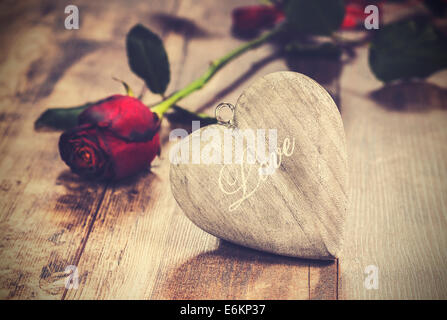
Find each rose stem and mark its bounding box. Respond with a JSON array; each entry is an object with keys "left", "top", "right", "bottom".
[{"left": 151, "top": 24, "right": 283, "bottom": 118}]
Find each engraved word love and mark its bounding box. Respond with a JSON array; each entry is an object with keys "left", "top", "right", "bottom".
[
  {"left": 218, "top": 137, "right": 295, "bottom": 211},
  {"left": 169, "top": 121, "right": 295, "bottom": 211}
]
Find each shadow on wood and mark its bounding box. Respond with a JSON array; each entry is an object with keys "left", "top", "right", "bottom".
[
  {"left": 157, "top": 240, "right": 336, "bottom": 299},
  {"left": 22, "top": 38, "right": 102, "bottom": 102},
  {"left": 150, "top": 12, "right": 214, "bottom": 38},
  {"left": 285, "top": 56, "right": 343, "bottom": 86},
  {"left": 54, "top": 168, "right": 158, "bottom": 223},
  {"left": 370, "top": 81, "right": 447, "bottom": 112},
  {"left": 195, "top": 53, "right": 280, "bottom": 113},
  {"left": 54, "top": 170, "right": 106, "bottom": 223}
]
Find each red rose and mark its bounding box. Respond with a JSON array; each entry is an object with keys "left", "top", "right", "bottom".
[
  {"left": 232, "top": 1, "right": 386, "bottom": 33},
  {"left": 232, "top": 4, "right": 285, "bottom": 34},
  {"left": 59, "top": 95, "right": 160, "bottom": 180}
]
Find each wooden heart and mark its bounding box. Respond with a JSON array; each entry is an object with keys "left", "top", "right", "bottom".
[{"left": 169, "top": 71, "right": 348, "bottom": 260}]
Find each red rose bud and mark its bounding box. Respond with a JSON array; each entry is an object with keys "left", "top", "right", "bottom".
[
  {"left": 59, "top": 95, "right": 160, "bottom": 180},
  {"left": 342, "top": 4, "right": 365, "bottom": 29},
  {"left": 232, "top": 5, "right": 285, "bottom": 34}
]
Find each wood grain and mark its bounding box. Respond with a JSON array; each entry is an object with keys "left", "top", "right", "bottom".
[
  {"left": 3, "top": 0, "right": 444, "bottom": 300},
  {"left": 61, "top": 0, "right": 337, "bottom": 300},
  {"left": 339, "top": 46, "right": 447, "bottom": 299},
  {"left": 0, "top": 0, "right": 180, "bottom": 299}
]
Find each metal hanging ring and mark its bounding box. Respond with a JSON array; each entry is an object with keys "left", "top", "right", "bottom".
[{"left": 215, "top": 103, "right": 235, "bottom": 127}]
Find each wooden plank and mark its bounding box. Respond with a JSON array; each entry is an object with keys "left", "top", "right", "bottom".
[
  {"left": 0, "top": 1, "right": 108, "bottom": 299},
  {"left": 0, "top": 0, "right": 340, "bottom": 300},
  {"left": 339, "top": 45, "right": 447, "bottom": 299},
  {"left": 0, "top": 0, "right": 177, "bottom": 299},
  {"left": 309, "top": 260, "right": 338, "bottom": 300},
  {"left": 0, "top": 98, "right": 107, "bottom": 299},
  {"left": 63, "top": 0, "right": 339, "bottom": 299},
  {"left": 168, "top": 0, "right": 340, "bottom": 299},
  {"left": 155, "top": 241, "right": 310, "bottom": 300}
]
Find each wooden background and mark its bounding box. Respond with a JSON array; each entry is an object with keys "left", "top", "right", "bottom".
[{"left": 0, "top": 0, "right": 446, "bottom": 299}]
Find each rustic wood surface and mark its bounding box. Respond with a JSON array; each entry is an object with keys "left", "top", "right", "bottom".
[{"left": 0, "top": 0, "right": 445, "bottom": 299}]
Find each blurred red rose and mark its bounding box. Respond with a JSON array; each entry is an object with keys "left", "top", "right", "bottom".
[
  {"left": 231, "top": 1, "right": 387, "bottom": 33},
  {"left": 59, "top": 95, "right": 160, "bottom": 180},
  {"left": 232, "top": 4, "right": 285, "bottom": 34}
]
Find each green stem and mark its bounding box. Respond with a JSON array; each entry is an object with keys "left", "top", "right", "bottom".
[{"left": 151, "top": 25, "right": 282, "bottom": 117}]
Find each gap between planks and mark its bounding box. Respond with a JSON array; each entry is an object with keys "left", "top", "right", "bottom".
[{"left": 61, "top": 185, "right": 108, "bottom": 300}]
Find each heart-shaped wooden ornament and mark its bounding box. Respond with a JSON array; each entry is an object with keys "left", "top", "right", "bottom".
[{"left": 169, "top": 71, "right": 348, "bottom": 260}]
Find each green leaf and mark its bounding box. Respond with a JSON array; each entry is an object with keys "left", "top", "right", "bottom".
[
  {"left": 423, "top": 0, "right": 447, "bottom": 18},
  {"left": 165, "top": 105, "right": 217, "bottom": 126},
  {"left": 126, "top": 24, "right": 170, "bottom": 94},
  {"left": 284, "top": 0, "right": 345, "bottom": 35},
  {"left": 34, "top": 101, "right": 96, "bottom": 131},
  {"left": 369, "top": 18, "right": 447, "bottom": 82}
]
